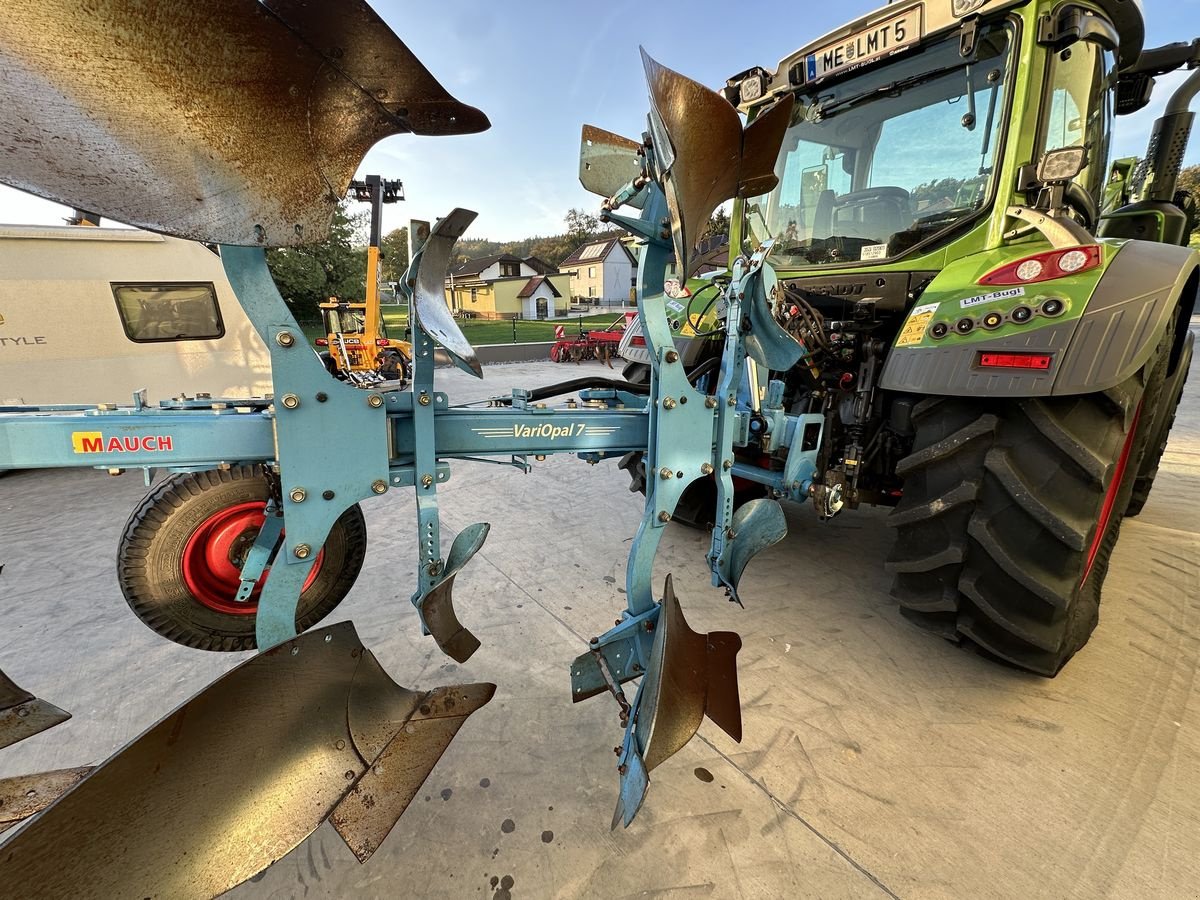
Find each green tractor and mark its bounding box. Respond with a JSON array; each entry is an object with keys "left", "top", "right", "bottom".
[{"left": 640, "top": 0, "right": 1197, "bottom": 675}]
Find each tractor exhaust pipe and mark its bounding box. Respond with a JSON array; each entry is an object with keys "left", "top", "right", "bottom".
[{"left": 1138, "top": 68, "right": 1200, "bottom": 203}]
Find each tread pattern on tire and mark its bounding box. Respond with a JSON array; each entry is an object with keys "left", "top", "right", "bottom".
[
  {"left": 885, "top": 356, "right": 1158, "bottom": 675},
  {"left": 117, "top": 465, "right": 366, "bottom": 652}
]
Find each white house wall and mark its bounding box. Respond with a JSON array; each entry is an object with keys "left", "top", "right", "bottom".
[
  {"left": 601, "top": 244, "right": 633, "bottom": 304},
  {"left": 522, "top": 282, "right": 559, "bottom": 319}
]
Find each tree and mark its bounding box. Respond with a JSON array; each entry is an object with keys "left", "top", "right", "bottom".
[
  {"left": 565, "top": 207, "right": 600, "bottom": 244},
  {"left": 380, "top": 226, "right": 409, "bottom": 283},
  {"left": 266, "top": 204, "right": 367, "bottom": 322},
  {"left": 701, "top": 207, "right": 730, "bottom": 240}
]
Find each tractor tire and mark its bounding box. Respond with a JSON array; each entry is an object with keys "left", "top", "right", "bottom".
[
  {"left": 622, "top": 361, "right": 651, "bottom": 383},
  {"left": 117, "top": 465, "right": 367, "bottom": 652},
  {"left": 1126, "top": 328, "right": 1193, "bottom": 517},
  {"left": 886, "top": 321, "right": 1172, "bottom": 676},
  {"left": 318, "top": 350, "right": 338, "bottom": 377}
]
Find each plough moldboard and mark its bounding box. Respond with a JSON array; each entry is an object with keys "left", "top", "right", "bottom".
[{"left": 0, "top": 2, "right": 815, "bottom": 893}]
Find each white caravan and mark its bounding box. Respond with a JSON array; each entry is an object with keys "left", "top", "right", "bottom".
[{"left": 0, "top": 225, "right": 272, "bottom": 405}]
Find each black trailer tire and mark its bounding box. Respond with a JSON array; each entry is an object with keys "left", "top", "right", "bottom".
[
  {"left": 1126, "top": 329, "right": 1193, "bottom": 517},
  {"left": 886, "top": 322, "right": 1171, "bottom": 675},
  {"left": 117, "top": 465, "right": 366, "bottom": 652}
]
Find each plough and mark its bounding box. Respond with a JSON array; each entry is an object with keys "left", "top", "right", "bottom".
[
  {"left": 0, "top": 0, "right": 805, "bottom": 892},
  {"left": 7, "top": 0, "right": 1196, "bottom": 891}
]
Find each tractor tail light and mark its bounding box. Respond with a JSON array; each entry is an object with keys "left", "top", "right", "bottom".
[
  {"left": 978, "top": 352, "right": 1052, "bottom": 370},
  {"left": 375, "top": 339, "right": 390, "bottom": 347},
  {"left": 315, "top": 338, "right": 328, "bottom": 346},
  {"left": 977, "top": 245, "right": 1101, "bottom": 285}
]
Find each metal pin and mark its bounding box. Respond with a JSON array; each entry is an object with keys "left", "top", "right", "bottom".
[
  {"left": 289, "top": 488, "right": 307, "bottom": 503},
  {"left": 275, "top": 331, "right": 295, "bottom": 347},
  {"left": 658, "top": 511, "right": 671, "bottom": 523},
  {"left": 420, "top": 474, "right": 434, "bottom": 488},
  {"left": 294, "top": 544, "right": 312, "bottom": 559},
  {"left": 418, "top": 393, "right": 432, "bottom": 406},
  {"left": 281, "top": 394, "right": 300, "bottom": 409},
  {"left": 701, "top": 462, "right": 714, "bottom": 475},
  {"left": 367, "top": 394, "right": 384, "bottom": 408},
  {"left": 371, "top": 480, "right": 388, "bottom": 494},
  {"left": 659, "top": 467, "right": 673, "bottom": 480},
  {"left": 662, "top": 397, "right": 677, "bottom": 410}
]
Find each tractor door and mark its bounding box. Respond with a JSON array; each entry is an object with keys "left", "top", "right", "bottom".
[{"left": 1036, "top": 15, "right": 1117, "bottom": 231}]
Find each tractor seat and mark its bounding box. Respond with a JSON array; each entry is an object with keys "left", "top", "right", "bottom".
[{"left": 828, "top": 187, "right": 914, "bottom": 242}]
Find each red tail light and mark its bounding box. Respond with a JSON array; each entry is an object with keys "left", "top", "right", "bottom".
[
  {"left": 978, "top": 352, "right": 1052, "bottom": 370},
  {"left": 375, "top": 338, "right": 390, "bottom": 347},
  {"left": 315, "top": 338, "right": 328, "bottom": 346},
  {"left": 977, "top": 245, "right": 1101, "bottom": 286},
  {"left": 629, "top": 335, "right": 647, "bottom": 347}
]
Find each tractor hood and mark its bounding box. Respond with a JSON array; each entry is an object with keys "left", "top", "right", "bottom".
[{"left": 0, "top": 1, "right": 489, "bottom": 247}]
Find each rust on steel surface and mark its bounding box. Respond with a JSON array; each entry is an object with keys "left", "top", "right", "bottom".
[
  {"left": 640, "top": 50, "right": 792, "bottom": 280},
  {"left": 332, "top": 682, "right": 496, "bottom": 861},
  {"left": 0, "top": 0, "right": 488, "bottom": 247},
  {"left": 0, "top": 622, "right": 493, "bottom": 896},
  {"left": 579, "top": 124, "right": 647, "bottom": 208},
  {"left": 637, "top": 575, "right": 742, "bottom": 772},
  {"left": 0, "top": 669, "right": 70, "bottom": 751},
  {"left": 0, "top": 767, "right": 94, "bottom": 835}
]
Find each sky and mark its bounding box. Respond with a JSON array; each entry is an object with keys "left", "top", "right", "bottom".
[{"left": 1, "top": 0, "right": 1199, "bottom": 241}]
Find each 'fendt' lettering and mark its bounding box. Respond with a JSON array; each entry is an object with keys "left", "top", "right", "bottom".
[{"left": 71, "top": 431, "right": 174, "bottom": 454}]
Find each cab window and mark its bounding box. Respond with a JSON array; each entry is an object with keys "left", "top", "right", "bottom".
[
  {"left": 1041, "top": 40, "right": 1113, "bottom": 202},
  {"left": 112, "top": 282, "right": 224, "bottom": 343}
]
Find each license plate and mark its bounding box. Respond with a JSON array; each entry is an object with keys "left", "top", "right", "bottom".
[{"left": 804, "top": 7, "right": 922, "bottom": 82}]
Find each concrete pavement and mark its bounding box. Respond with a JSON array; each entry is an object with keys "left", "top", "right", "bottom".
[{"left": 1, "top": 348, "right": 1197, "bottom": 899}]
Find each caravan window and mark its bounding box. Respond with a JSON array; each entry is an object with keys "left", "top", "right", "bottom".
[{"left": 112, "top": 282, "right": 225, "bottom": 342}]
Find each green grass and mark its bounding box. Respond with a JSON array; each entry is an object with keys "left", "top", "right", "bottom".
[{"left": 302, "top": 308, "right": 630, "bottom": 348}]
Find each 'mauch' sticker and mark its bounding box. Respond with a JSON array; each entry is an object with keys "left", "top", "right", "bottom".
[{"left": 960, "top": 287, "right": 1025, "bottom": 308}]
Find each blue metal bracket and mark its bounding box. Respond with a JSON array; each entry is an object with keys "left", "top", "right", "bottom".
[{"left": 220, "top": 246, "right": 389, "bottom": 650}]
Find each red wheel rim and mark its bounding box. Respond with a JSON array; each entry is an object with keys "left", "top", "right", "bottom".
[
  {"left": 1082, "top": 401, "right": 1143, "bottom": 586},
  {"left": 181, "top": 501, "right": 323, "bottom": 614}
]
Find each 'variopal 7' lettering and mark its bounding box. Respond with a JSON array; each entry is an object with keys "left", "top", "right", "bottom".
[{"left": 514, "top": 423, "right": 585, "bottom": 440}]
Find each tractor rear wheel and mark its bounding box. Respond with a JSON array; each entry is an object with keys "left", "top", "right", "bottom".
[
  {"left": 117, "top": 465, "right": 366, "bottom": 651},
  {"left": 886, "top": 321, "right": 1171, "bottom": 675},
  {"left": 1126, "top": 327, "right": 1193, "bottom": 516}
]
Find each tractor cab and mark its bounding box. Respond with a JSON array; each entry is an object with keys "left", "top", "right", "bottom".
[{"left": 727, "top": 0, "right": 1152, "bottom": 279}]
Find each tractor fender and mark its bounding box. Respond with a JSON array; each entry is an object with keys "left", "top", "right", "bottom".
[
  {"left": 879, "top": 241, "right": 1199, "bottom": 398},
  {"left": 1053, "top": 240, "right": 1199, "bottom": 393}
]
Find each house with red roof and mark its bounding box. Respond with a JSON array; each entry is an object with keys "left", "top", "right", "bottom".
[{"left": 443, "top": 253, "right": 570, "bottom": 319}]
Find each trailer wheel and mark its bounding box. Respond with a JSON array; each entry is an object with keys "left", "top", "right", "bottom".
[
  {"left": 886, "top": 321, "right": 1172, "bottom": 675},
  {"left": 117, "top": 465, "right": 366, "bottom": 652}
]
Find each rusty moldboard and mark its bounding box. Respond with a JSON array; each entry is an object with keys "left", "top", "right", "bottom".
[
  {"left": 0, "top": 622, "right": 493, "bottom": 896},
  {"left": 0, "top": 0, "right": 488, "bottom": 248}
]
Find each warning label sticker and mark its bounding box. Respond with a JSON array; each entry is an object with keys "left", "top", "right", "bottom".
[{"left": 896, "top": 302, "right": 939, "bottom": 348}]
